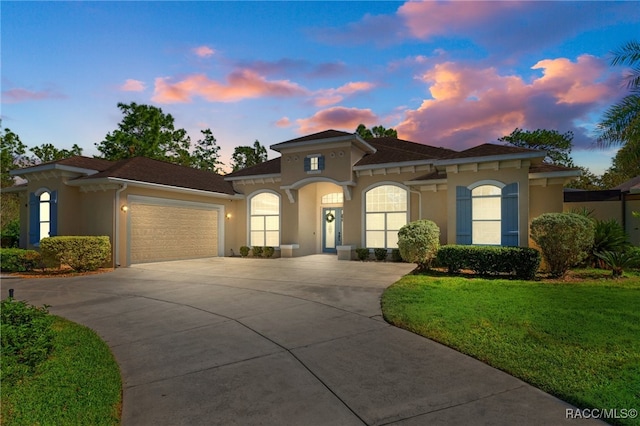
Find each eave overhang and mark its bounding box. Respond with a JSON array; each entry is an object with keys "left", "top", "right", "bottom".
[{"left": 271, "top": 134, "right": 376, "bottom": 155}]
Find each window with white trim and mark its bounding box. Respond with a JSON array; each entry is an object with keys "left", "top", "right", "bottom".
[
  {"left": 39, "top": 191, "right": 51, "bottom": 241},
  {"left": 365, "top": 185, "right": 407, "bottom": 248},
  {"left": 471, "top": 185, "right": 501, "bottom": 245},
  {"left": 249, "top": 192, "right": 280, "bottom": 247}
]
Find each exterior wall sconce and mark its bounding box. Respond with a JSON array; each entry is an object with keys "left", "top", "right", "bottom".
[
  {"left": 226, "top": 213, "right": 232, "bottom": 220},
  {"left": 121, "top": 205, "right": 129, "bottom": 212}
]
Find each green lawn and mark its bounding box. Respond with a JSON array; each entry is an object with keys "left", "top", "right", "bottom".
[
  {"left": 1, "top": 316, "right": 122, "bottom": 425},
  {"left": 381, "top": 269, "right": 640, "bottom": 426}
]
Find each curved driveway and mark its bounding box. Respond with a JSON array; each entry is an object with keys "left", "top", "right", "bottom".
[{"left": 4, "top": 256, "right": 597, "bottom": 425}]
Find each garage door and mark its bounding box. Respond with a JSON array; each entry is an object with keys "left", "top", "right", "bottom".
[{"left": 130, "top": 199, "right": 219, "bottom": 264}]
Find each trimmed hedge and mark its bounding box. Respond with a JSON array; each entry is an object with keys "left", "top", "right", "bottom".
[
  {"left": 355, "top": 248, "right": 370, "bottom": 261},
  {"left": 436, "top": 245, "right": 541, "bottom": 280},
  {"left": 251, "top": 246, "right": 263, "bottom": 257},
  {"left": 263, "top": 246, "right": 275, "bottom": 258},
  {"left": 0, "top": 249, "right": 41, "bottom": 272},
  {"left": 398, "top": 219, "right": 440, "bottom": 270},
  {"left": 40, "top": 236, "right": 111, "bottom": 272}
]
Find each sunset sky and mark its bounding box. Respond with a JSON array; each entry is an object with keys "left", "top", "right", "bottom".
[{"left": 3, "top": 1, "right": 639, "bottom": 174}]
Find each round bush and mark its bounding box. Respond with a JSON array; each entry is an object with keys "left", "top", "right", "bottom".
[
  {"left": 530, "top": 212, "right": 595, "bottom": 278},
  {"left": 397, "top": 219, "right": 440, "bottom": 270}
]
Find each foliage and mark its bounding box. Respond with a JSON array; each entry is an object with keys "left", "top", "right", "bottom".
[
  {"left": 96, "top": 102, "right": 192, "bottom": 165},
  {"left": 2, "top": 316, "right": 122, "bottom": 425},
  {"left": 391, "top": 248, "right": 403, "bottom": 262},
  {"left": 0, "top": 248, "right": 41, "bottom": 272},
  {"left": 355, "top": 123, "right": 398, "bottom": 139},
  {"left": 600, "top": 141, "right": 640, "bottom": 189},
  {"left": 1, "top": 298, "right": 54, "bottom": 384},
  {"left": 239, "top": 246, "right": 250, "bottom": 257},
  {"left": 40, "top": 236, "right": 111, "bottom": 272},
  {"left": 530, "top": 213, "right": 595, "bottom": 278},
  {"left": 263, "top": 246, "right": 275, "bottom": 258},
  {"left": 381, "top": 273, "right": 640, "bottom": 424},
  {"left": 230, "top": 140, "right": 268, "bottom": 171},
  {"left": 1, "top": 122, "right": 29, "bottom": 187},
  {"left": 251, "top": 246, "right": 263, "bottom": 257},
  {"left": 595, "top": 249, "right": 640, "bottom": 278},
  {"left": 436, "top": 245, "right": 541, "bottom": 280},
  {"left": 191, "top": 128, "right": 224, "bottom": 173},
  {"left": 374, "top": 248, "right": 388, "bottom": 261},
  {"left": 355, "top": 248, "right": 370, "bottom": 261},
  {"left": 498, "top": 128, "right": 575, "bottom": 167},
  {"left": 30, "top": 143, "right": 83, "bottom": 163},
  {"left": 596, "top": 40, "right": 640, "bottom": 171},
  {"left": 591, "top": 219, "right": 631, "bottom": 266},
  {"left": 1, "top": 218, "right": 20, "bottom": 248},
  {"left": 397, "top": 219, "right": 440, "bottom": 270},
  {"left": 565, "top": 166, "right": 605, "bottom": 190}
]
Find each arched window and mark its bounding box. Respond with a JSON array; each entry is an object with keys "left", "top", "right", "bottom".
[
  {"left": 471, "top": 185, "right": 501, "bottom": 245},
  {"left": 29, "top": 189, "right": 57, "bottom": 244},
  {"left": 364, "top": 185, "right": 407, "bottom": 248},
  {"left": 249, "top": 192, "right": 280, "bottom": 247},
  {"left": 39, "top": 191, "right": 51, "bottom": 241}
]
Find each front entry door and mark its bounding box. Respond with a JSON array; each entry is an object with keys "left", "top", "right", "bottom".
[{"left": 322, "top": 208, "right": 343, "bottom": 253}]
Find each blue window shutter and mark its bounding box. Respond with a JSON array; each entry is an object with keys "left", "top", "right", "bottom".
[
  {"left": 303, "top": 157, "right": 311, "bottom": 171},
  {"left": 318, "top": 155, "right": 325, "bottom": 170},
  {"left": 50, "top": 190, "right": 58, "bottom": 237},
  {"left": 501, "top": 182, "right": 519, "bottom": 246},
  {"left": 29, "top": 192, "right": 40, "bottom": 244},
  {"left": 456, "top": 186, "right": 472, "bottom": 245}
]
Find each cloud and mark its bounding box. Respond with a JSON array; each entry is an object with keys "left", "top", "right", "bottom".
[
  {"left": 152, "top": 69, "right": 308, "bottom": 103},
  {"left": 193, "top": 45, "right": 215, "bottom": 58},
  {"left": 396, "top": 56, "right": 618, "bottom": 150},
  {"left": 297, "top": 107, "right": 378, "bottom": 134},
  {"left": 275, "top": 117, "right": 291, "bottom": 128},
  {"left": 120, "top": 79, "right": 146, "bottom": 92},
  {"left": 1, "top": 87, "right": 65, "bottom": 104},
  {"left": 313, "top": 81, "right": 376, "bottom": 107}
]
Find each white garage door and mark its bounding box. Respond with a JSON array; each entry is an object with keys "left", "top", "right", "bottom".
[{"left": 129, "top": 198, "right": 219, "bottom": 264}]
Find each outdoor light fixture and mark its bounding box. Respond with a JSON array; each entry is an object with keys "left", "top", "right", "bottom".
[
  {"left": 121, "top": 205, "right": 129, "bottom": 212},
  {"left": 226, "top": 213, "right": 232, "bottom": 219}
]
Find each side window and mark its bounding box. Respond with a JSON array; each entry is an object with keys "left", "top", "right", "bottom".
[
  {"left": 471, "top": 185, "right": 501, "bottom": 245},
  {"left": 29, "top": 190, "right": 58, "bottom": 244},
  {"left": 249, "top": 192, "right": 280, "bottom": 247},
  {"left": 304, "top": 155, "right": 324, "bottom": 173},
  {"left": 364, "top": 185, "right": 407, "bottom": 248}
]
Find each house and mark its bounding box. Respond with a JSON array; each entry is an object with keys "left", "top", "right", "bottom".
[{"left": 9, "top": 130, "right": 579, "bottom": 266}]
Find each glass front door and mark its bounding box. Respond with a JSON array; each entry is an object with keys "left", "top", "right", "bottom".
[{"left": 322, "top": 208, "right": 343, "bottom": 253}]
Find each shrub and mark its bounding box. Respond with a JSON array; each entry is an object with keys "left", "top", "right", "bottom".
[
  {"left": 397, "top": 220, "right": 440, "bottom": 270},
  {"left": 391, "top": 248, "right": 403, "bottom": 262},
  {"left": 239, "top": 246, "right": 250, "bottom": 257},
  {"left": 374, "top": 248, "right": 388, "bottom": 261},
  {"left": 591, "top": 219, "right": 630, "bottom": 267},
  {"left": 1, "top": 298, "right": 54, "bottom": 383},
  {"left": 436, "top": 245, "right": 541, "bottom": 279},
  {"left": 1, "top": 219, "right": 20, "bottom": 248},
  {"left": 251, "top": 246, "right": 263, "bottom": 257},
  {"left": 530, "top": 213, "right": 595, "bottom": 278},
  {"left": 595, "top": 249, "right": 640, "bottom": 278},
  {"left": 355, "top": 248, "right": 370, "bottom": 261},
  {"left": 0, "top": 248, "right": 41, "bottom": 272},
  {"left": 39, "top": 236, "right": 111, "bottom": 272},
  {"left": 263, "top": 246, "right": 275, "bottom": 258}
]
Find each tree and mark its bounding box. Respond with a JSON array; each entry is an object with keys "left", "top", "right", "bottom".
[
  {"left": 355, "top": 124, "right": 398, "bottom": 139},
  {"left": 230, "top": 140, "right": 267, "bottom": 172},
  {"left": 191, "top": 129, "right": 224, "bottom": 173},
  {"left": 30, "top": 143, "right": 83, "bottom": 163},
  {"left": 596, "top": 40, "right": 640, "bottom": 169},
  {"left": 498, "top": 128, "right": 575, "bottom": 167},
  {"left": 96, "top": 102, "right": 192, "bottom": 165},
  {"left": 397, "top": 219, "right": 440, "bottom": 271},
  {"left": 1, "top": 124, "right": 28, "bottom": 188}
]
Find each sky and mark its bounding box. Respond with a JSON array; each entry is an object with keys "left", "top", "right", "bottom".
[{"left": 2, "top": 1, "right": 639, "bottom": 175}]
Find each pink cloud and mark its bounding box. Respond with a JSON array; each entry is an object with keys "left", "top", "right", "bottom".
[
  {"left": 396, "top": 56, "right": 617, "bottom": 150},
  {"left": 193, "top": 45, "right": 215, "bottom": 58},
  {"left": 152, "top": 70, "right": 308, "bottom": 103},
  {"left": 297, "top": 107, "right": 378, "bottom": 134},
  {"left": 275, "top": 117, "right": 291, "bottom": 128},
  {"left": 2, "top": 88, "right": 65, "bottom": 104},
  {"left": 120, "top": 79, "right": 146, "bottom": 92},
  {"left": 313, "top": 81, "right": 375, "bottom": 107}
]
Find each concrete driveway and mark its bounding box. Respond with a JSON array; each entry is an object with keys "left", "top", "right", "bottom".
[{"left": 4, "top": 256, "right": 596, "bottom": 425}]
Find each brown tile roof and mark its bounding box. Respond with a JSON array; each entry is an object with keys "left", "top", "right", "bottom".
[
  {"left": 78, "top": 157, "right": 236, "bottom": 195},
  {"left": 529, "top": 163, "right": 578, "bottom": 173},
  {"left": 18, "top": 156, "right": 115, "bottom": 172},
  {"left": 355, "top": 137, "right": 456, "bottom": 166},
  {"left": 225, "top": 157, "right": 281, "bottom": 178},
  {"left": 452, "top": 143, "right": 542, "bottom": 159},
  {"left": 411, "top": 170, "right": 447, "bottom": 181},
  {"left": 271, "top": 130, "right": 353, "bottom": 148},
  {"left": 613, "top": 175, "right": 640, "bottom": 192}
]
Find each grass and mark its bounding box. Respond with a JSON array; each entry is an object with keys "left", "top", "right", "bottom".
[
  {"left": 381, "top": 269, "right": 640, "bottom": 426},
  {"left": 1, "top": 316, "right": 122, "bottom": 425}
]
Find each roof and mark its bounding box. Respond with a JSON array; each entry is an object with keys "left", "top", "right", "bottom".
[
  {"left": 78, "top": 157, "right": 236, "bottom": 195},
  {"left": 355, "top": 137, "right": 456, "bottom": 167},
  {"left": 529, "top": 163, "right": 579, "bottom": 174},
  {"left": 270, "top": 129, "right": 376, "bottom": 154},
  {"left": 613, "top": 175, "right": 640, "bottom": 193},
  {"left": 225, "top": 158, "right": 281, "bottom": 179},
  {"left": 451, "top": 143, "right": 542, "bottom": 159}
]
